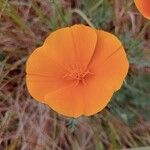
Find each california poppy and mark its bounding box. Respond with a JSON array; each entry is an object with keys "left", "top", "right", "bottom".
[
  {"left": 134, "top": 0, "right": 150, "bottom": 19},
  {"left": 26, "top": 24, "right": 129, "bottom": 118}
]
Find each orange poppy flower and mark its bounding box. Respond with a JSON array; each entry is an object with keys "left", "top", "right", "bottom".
[
  {"left": 134, "top": 0, "right": 150, "bottom": 19},
  {"left": 26, "top": 24, "right": 129, "bottom": 118}
]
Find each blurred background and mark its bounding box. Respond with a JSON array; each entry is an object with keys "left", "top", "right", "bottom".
[{"left": 0, "top": 0, "right": 150, "bottom": 149}]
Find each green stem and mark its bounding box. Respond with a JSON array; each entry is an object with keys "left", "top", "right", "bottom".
[
  {"left": 71, "top": 9, "right": 95, "bottom": 28},
  {"left": 52, "top": 0, "right": 67, "bottom": 25},
  {"left": 137, "top": 21, "right": 150, "bottom": 39},
  {"left": 90, "top": 0, "right": 103, "bottom": 12}
]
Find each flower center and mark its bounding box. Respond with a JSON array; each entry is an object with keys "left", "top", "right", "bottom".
[{"left": 63, "top": 63, "right": 93, "bottom": 86}]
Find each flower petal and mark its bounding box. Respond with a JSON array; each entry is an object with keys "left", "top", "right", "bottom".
[
  {"left": 26, "top": 47, "right": 69, "bottom": 101},
  {"left": 82, "top": 29, "right": 129, "bottom": 116},
  {"left": 88, "top": 30, "right": 129, "bottom": 91},
  {"left": 82, "top": 77, "right": 114, "bottom": 116},
  {"left": 70, "top": 25, "right": 97, "bottom": 67},
  {"left": 44, "top": 75, "right": 114, "bottom": 117},
  {"left": 134, "top": 0, "right": 150, "bottom": 19},
  {"left": 26, "top": 26, "right": 129, "bottom": 118},
  {"left": 44, "top": 85, "right": 84, "bottom": 118},
  {"left": 44, "top": 25, "right": 97, "bottom": 68}
]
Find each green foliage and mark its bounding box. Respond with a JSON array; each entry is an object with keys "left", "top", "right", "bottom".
[
  {"left": 50, "top": 0, "right": 71, "bottom": 29},
  {"left": 0, "top": 0, "right": 28, "bottom": 30},
  {"left": 81, "top": 0, "right": 113, "bottom": 29},
  {"left": 0, "top": 53, "right": 6, "bottom": 62},
  {"left": 119, "top": 34, "right": 144, "bottom": 64},
  {"left": 109, "top": 73, "right": 150, "bottom": 124}
]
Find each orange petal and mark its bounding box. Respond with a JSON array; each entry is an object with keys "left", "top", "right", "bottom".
[
  {"left": 44, "top": 85, "right": 84, "bottom": 118},
  {"left": 82, "top": 31, "right": 129, "bottom": 116},
  {"left": 26, "top": 47, "right": 70, "bottom": 101},
  {"left": 44, "top": 72, "right": 114, "bottom": 118},
  {"left": 82, "top": 77, "right": 114, "bottom": 116},
  {"left": 70, "top": 25, "right": 97, "bottom": 68},
  {"left": 88, "top": 30, "right": 129, "bottom": 91},
  {"left": 134, "top": 0, "right": 150, "bottom": 19},
  {"left": 44, "top": 25, "right": 97, "bottom": 68},
  {"left": 26, "top": 26, "right": 129, "bottom": 118}
]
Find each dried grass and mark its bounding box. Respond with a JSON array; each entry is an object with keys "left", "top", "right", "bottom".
[{"left": 0, "top": 0, "right": 150, "bottom": 149}]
